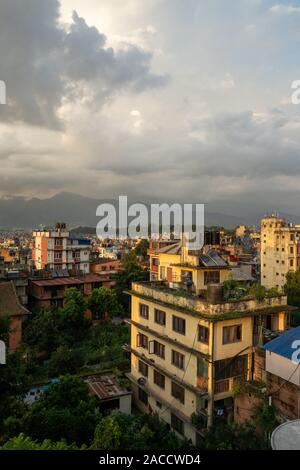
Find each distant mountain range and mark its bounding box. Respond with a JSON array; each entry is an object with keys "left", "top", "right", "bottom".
[{"left": 0, "top": 192, "right": 300, "bottom": 230}]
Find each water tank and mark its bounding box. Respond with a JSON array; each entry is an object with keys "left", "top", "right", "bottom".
[{"left": 206, "top": 283, "right": 223, "bottom": 303}]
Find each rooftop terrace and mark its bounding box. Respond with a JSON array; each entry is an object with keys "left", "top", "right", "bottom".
[{"left": 129, "top": 281, "right": 291, "bottom": 320}]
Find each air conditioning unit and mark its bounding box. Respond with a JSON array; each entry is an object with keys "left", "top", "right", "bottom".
[{"left": 137, "top": 377, "right": 147, "bottom": 386}]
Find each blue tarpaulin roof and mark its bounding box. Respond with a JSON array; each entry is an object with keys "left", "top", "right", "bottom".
[{"left": 264, "top": 326, "right": 300, "bottom": 360}]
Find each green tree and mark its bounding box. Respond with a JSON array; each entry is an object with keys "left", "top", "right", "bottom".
[
  {"left": 252, "top": 403, "right": 278, "bottom": 445},
  {"left": 23, "top": 375, "right": 100, "bottom": 445},
  {"left": 0, "top": 433, "right": 84, "bottom": 450},
  {"left": 46, "top": 345, "right": 84, "bottom": 376},
  {"left": 93, "top": 413, "right": 192, "bottom": 450},
  {"left": 113, "top": 251, "right": 149, "bottom": 312},
  {"left": 23, "top": 309, "right": 59, "bottom": 355},
  {"left": 87, "top": 287, "right": 123, "bottom": 320},
  {"left": 0, "top": 352, "right": 29, "bottom": 435},
  {"left": 285, "top": 269, "right": 300, "bottom": 307},
  {"left": 134, "top": 239, "right": 149, "bottom": 260},
  {"left": 58, "top": 288, "right": 90, "bottom": 341},
  {"left": 204, "top": 422, "right": 263, "bottom": 450},
  {"left": 0, "top": 314, "right": 10, "bottom": 344}
]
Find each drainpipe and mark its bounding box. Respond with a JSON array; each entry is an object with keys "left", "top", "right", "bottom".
[{"left": 207, "top": 321, "right": 214, "bottom": 428}]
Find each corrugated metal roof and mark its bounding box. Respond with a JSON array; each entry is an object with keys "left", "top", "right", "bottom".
[
  {"left": 85, "top": 374, "right": 130, "bottom": 400},
  {"left": 32, "top": 277, "right": 84, "bottom": 287},
  {"left": 264, "top": 326, "right": 300, "bottom": 360}
]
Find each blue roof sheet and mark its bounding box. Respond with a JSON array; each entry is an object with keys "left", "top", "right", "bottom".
[{"left": 264, "top": 326, "right": 300, "bottom": 360}]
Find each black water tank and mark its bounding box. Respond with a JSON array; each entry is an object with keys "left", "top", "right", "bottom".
[{"left": 206, "top": 283, "right": 223, "bottom": 303}]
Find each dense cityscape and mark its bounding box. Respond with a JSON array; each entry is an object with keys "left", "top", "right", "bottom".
[
  {"left": 0, "top": 217, "right": 299, "bottom": 451},
  {"left": 1, "top": 0, "right": 300, "bottom": 462}
]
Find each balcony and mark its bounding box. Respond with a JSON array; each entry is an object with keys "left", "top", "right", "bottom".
[{"left": 214, "top": 376, "right": 244, "bottom": 396}]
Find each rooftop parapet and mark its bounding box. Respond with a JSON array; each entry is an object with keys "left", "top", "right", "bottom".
[{"left": 130, "top": 281, "right": 290, "bottom": 319}]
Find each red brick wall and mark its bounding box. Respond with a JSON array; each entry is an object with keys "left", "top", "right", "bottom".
[
  {"left": 266, "top": 372, "right": 299, "bottom": 420},
  {"left": 234, "top": 391, "right": 263, "bottom": 426}
]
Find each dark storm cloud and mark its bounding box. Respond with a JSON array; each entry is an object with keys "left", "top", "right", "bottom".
[{"left": 0, "top": 1, "right": 167, "bottom": 128}]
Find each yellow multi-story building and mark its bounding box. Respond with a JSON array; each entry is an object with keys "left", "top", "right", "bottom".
[
  {"left": 126, "top": 241, "right": 292, "bottom": 445},
  {"left": 261, "top": 215, "right": 300, "bottom": 290},
  {"left": 148, "top": 239, "right": 229, "bottom": 292}
]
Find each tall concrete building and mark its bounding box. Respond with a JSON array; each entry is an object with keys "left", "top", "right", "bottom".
[
  {"left": 261, "top": 215, "right": 300, "bottom": 290},
  {"left": 32, "top": 223, "right": 91, "bottom": 274},
  {"left": 126, "top": 241, "right": 291, "bottom": 445}
]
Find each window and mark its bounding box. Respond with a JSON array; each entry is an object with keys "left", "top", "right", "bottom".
[
  {"left": 151, "top": 340, "right": 165, "bottom": 359},
  {"left": 172, "top": 315, "right": 186, "bottom": 334},
  {"left": 171, "top": 382, "right": 185, "bottom": 404},
  {"left": 138, "top": 360, "right": 148, "bottom": 377},
  {"left": 138, "top": 387, "right": 148, "bottom": 405},
  {"left": 222, "top": 325, "right": 242, "bottom": 344},
  {"left": 198, "top": 325, "right": 209, "bottom": 344},
  {"left": 139, "top": 303, "right": 149, "bottom": 319},
  {"left": 215, "top": 355, "right": 247, "bottom": 380},
  {"left": 171, "top": 413, "right": 184, "bottom": 435},
  {"left": 172, "top": 350, "right": 185, "bottom": 370},
  {"left": 160, "top": 266, "right": 166, "bottom": 280},
  {"left": 155, "top": 308, "right": 166, "bottom": 326},
  {"left": 204, "top": 271, "right": 220, "bottom": 285},
  {"left": 153, "top": 370, "right": 165, "bottom": 389},
  {"left": 290, "top": 259, "right": 294, "bottom": 267},
  {"left": 137, "top": 333, "right": 148, "bottom": 349}
]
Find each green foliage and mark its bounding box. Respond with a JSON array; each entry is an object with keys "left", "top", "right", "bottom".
[
  {"left": 249, "top": 283, "right": 266, "bottom": 301},
  {"left": 72, "top": 322, "right": 130, "bottom": 370},
  {"left": 0, "top": 433, "right": 85, "bottom": 450},
  {"left": 23, "top": 308, "right": 60, "bottom": 355},
  {"left": 265, "top": 287, "right": 280, "bottom": 298},
  {"left": 223, "top": 280, "right": 248, "bottom": 301},
  {"left": 0, "top": 352, "right": 30, "bottom": 437},
  {"left": 134, "top": 239, "right": 149, "bottom": 260},
  {"left": 0, "top": 314, "right": 10, "bottom": 343},
  {"left": 113, "top": 251, "right": 149, "bottom": 312},
  {"left": 203, "top": 422, "right": 264, "bottom": 450},
  {"left": 59, "top": 288, "right": 90, "bottom": 340},
  {"left": 87, "top": 287, "right": 123, "bottom": 320},
  {"left": 22, "top": 375, "right": 101, "bottom": 445},
  {"left": 252, "top": 403, "right": 278, "bottom": 437},
  {"left": 291, "top": 310, "right": 300, "bottom": 326},
  {"left": 93, "top": 413, "right": 192, "bottom": 450},
  {"left": 284, "top": 269, "right": 300, "bottom": 307},
  {"left": 46, "top": 346, "right": 84, "bottom": 376}
]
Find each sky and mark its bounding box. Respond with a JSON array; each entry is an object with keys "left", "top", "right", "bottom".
[{"left": 1, "top": 0, "right": 300, "bottom": 217}]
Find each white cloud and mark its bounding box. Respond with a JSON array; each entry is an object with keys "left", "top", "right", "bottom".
[{"left": 270, "top": 4, "right": 300, "bottom": 14}]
